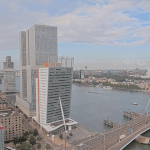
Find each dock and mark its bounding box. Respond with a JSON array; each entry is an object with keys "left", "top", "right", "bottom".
[
  {"left": 104, "top": 119, "right": 119, "bottom": 128},
  {"left": 123, "top": 111, "right": 140, "bottom": 119}
]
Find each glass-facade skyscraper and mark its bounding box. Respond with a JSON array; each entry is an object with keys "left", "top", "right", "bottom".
[{"left": 16, "top": 24, "right": 58, "bottom": 117}]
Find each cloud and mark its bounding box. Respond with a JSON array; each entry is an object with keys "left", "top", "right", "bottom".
[
  {"left": 0, "top": 0, "right": 150, "bottom": 51},
  {"left": 138, "top": 62, "right": 146, "bottom": 66},
  {"left": 113, "top": 63, "right": 117, "bottom": 66},
  {"left": 124, "top": 60, "right": 130, "bottom": 65},
  {"left": 9, "top": 2, "right": 21, "bottom": 13}
]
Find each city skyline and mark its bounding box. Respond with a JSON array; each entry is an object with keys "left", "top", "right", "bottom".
[{"left": 0, "top": 0, "right": 150, "bottom": 69}]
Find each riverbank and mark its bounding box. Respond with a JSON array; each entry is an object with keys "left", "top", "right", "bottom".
[
  {"left": 73, "top": 83, "right": 150, "bottom": 93},
  {"left": 113, "top": 87, "right": 150, "bottom": 92},
  {"left": 73, "top": 83, "right": 89, "bottom": 87},
  {"left": 113, "top": 87, "right": 150, "bottom": 93}
]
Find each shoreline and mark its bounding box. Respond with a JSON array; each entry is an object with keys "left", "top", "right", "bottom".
[{"left": 73, "top": 83, "right": 150, "bottom": 93}]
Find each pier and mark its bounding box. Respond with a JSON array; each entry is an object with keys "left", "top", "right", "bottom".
[
  {"left": 104, "top": 119, "right": 119, "bottom": 128},
  {"left": 123, "top": 111, "right": 140, "bottom": 119}
]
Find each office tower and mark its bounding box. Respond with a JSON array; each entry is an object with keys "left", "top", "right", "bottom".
[
  {"left": 0, "top": 124, "right": 4, "bottom": 150},
  {"left": 34, "top": 58, "right": 77, "bottom": 135},
  {"left": 3, "top": 56, "right": 16, "bottom": 94},
  {"left": 16, "top": 24, "right": 58, "bottom": 117},
  {"left": 3, "top": 56, "right": 14, "bottom": 68},
  {"left": 79, "top": 70, "right": 85, "bottom": 79}
]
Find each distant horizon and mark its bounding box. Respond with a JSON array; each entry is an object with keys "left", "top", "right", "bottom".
[{"left": 0, "top": 68, "right": 149, "bottom": 72}]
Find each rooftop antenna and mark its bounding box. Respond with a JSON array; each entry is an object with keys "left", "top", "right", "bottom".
[{"left": 85, "top": 59, "right": 87, "bottom": 71}]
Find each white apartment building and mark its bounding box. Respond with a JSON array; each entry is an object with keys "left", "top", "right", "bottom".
[
  {"left": 36, "top": 66, "right": 72, "bottom": 124},
  {"left": 16, "top": 24, "right": 58, "bottom": 117},
  {"left": 33, "top": 59, "right": 77, "bottom": 135}
]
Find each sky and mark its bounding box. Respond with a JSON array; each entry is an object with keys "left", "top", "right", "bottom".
[{"left": 0, "top": 0, "right": 150, "bottom": 70}]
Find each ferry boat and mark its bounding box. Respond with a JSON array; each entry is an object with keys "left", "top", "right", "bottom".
[{"left": 103, "top": 86, "right": 112, "bottom": 90}]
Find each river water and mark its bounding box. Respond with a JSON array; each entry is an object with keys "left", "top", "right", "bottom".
[{"left": 0, "top": 77, "right": 150, "bottom": 149}]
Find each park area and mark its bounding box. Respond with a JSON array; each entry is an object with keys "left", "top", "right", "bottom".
[{"left": 4, "top": 129, "right": 51, "bottom": 150}]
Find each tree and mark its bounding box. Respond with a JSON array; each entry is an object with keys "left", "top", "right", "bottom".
[
  {"left": 33, "top": 128, "right": 38, "bottom": 137},
  {"left": 29, "top": 135, "right": 36, "bottom": 147},
  {"left": 59, "top": 134, "right": 63, "bottom": 139},
  {"left": 19, "top": 136, "right": 27, "bottom": 144},
  {"left": 66, "top": 135, "right": 70, "bottom": 140},
  {"left": 24, "top": 131, "right": 29, "bottom": 137},
  {"left": 69, "top": 133, "right": 73, "bottom": 136},
  {"left": 37, "top": 136, "right": 42, "bottom": 141},
  {"left": 13, "top": 137, "right": 19, "bottom": 147},
  {"left": 37, "top": 142, "right": 41, "bottom": 149},
  {"left": 45, "top": 144, "right": 50, "bottom": 149},
  {"left": 29, "top": 130, "right": 33, "bottom": 135},
  {"left": 18, "top": 142, "right": 31, "bottom": 150}
]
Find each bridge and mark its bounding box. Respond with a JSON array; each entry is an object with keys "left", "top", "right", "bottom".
[{"left": 74, "top": 113, "right": 150, "bottom": 150}]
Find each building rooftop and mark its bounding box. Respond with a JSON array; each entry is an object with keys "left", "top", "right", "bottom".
[{"left": 0, "top": 105, "right": 21, "bottom": 118}]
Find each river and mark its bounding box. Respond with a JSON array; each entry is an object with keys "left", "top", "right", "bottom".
[{"left": 0, "top": 77, "right": 150, "bottom": 149}]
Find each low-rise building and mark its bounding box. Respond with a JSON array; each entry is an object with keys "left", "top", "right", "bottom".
[{"left": 0, "top": 104, "right": 22, "bottom": 141}]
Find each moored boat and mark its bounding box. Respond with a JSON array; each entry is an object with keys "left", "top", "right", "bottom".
[
  {"left": 131, "top": 103, "right": 138, "bottom": 105},
  {"left": 103, "top": 86, "right": 112, "bottom": 90}
]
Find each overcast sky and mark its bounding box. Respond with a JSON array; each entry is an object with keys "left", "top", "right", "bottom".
[{"left": 0, "top": 0, "right": 150, "bottom": 70}]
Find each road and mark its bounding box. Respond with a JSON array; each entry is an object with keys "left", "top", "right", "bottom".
[{"left": 75, "top": 114, "right": 150, "bottom": 150}]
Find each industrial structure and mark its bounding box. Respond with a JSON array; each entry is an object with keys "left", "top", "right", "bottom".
[
  {"left": 16, "top": 24, "right": 58, "bottom": 117},
  {"left": 3, "top": 56, "right": 16, "bottom": 94}
]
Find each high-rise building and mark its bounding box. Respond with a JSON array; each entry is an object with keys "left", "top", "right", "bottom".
[
  {"left": 3, "top": 56, "right": 16, "bottom": 94},
  {"left": 33, "top": 58, "right": 77, "bottom": 135},
  {"left": 16, "top": 24, "right": 58, "bottom": 117},
  {"left": 79, "top": 70, "right": 85, "bottom": 79},
  {"left": 148, "top": 66, "right": 150, "bottom": 77},
  {"left": 0, "top": 124, "right": 4, "bottom": 150}
]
